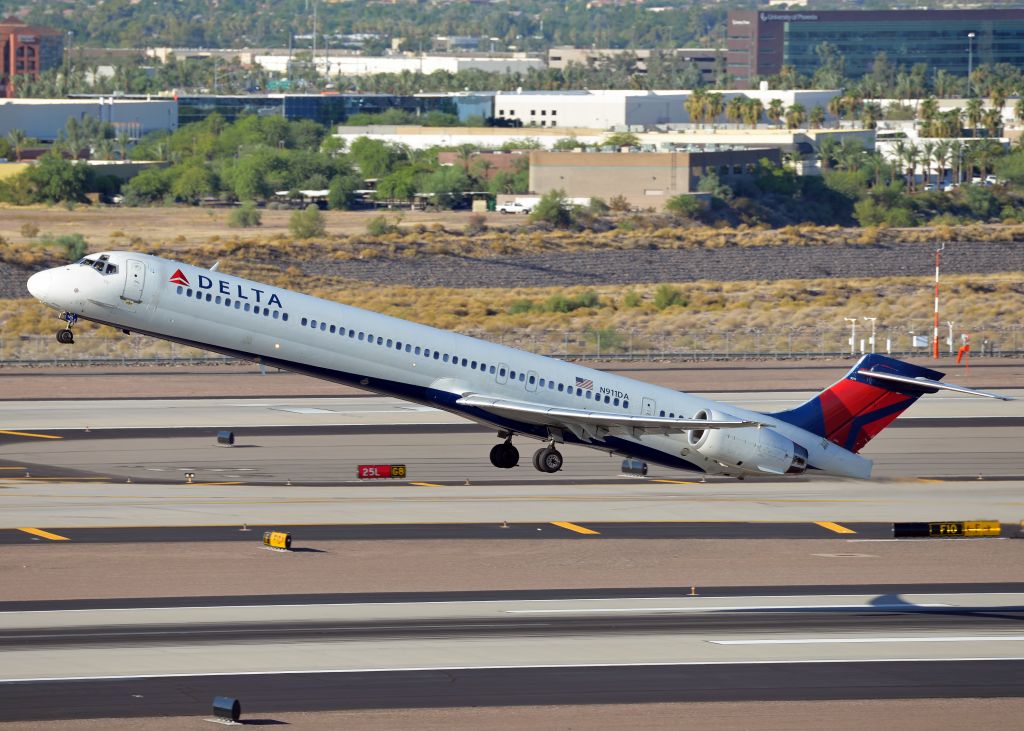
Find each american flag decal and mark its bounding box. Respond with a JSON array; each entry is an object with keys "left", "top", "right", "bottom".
[{"left": 575, "top": 376, "right": 594, "bottom": 390}]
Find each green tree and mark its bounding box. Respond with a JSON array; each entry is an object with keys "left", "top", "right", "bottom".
[
  {"left": 600, "top": 132, "right": 641, "bottom": 149},
  {"left": 327, "top": 172, "right": 362, "bottom": 210},
  {"left": 22, "top": 152, "right": 90, "bottom": 203},
  {"left": 529, "top": 189, "right": 574, "bottom": 228},
  {"left": 171, "top": 163, "right": 216, "bottom": 202},
  {"left": 122, "top": 166, "right": 175, "bottom": 205},
  {"left": 665, "top": 194, "right": 702, "bottom": 218},
  {"left": 420, "top": 166, "right": 472, "bottom": 209},
  {"left": 653, "top": 284, "right": 687, "bottom": 310},
  {"left": 289, "top": 204, "right": 326, "bottom": 239}
]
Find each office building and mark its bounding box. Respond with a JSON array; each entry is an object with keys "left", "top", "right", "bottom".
[{"left": 0, "top": 16, "right": 63, "bottom": 98}]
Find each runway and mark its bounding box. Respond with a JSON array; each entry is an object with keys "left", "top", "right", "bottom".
[
  {"left": 1, "top": 387, "right": 1022, "bottom": 723},
  {"left": 1, "top": 589, "right": 1023, "bottom": 720}
]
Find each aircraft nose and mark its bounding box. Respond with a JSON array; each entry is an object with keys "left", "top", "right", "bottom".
[{"left": 27, "top": 270, "right": 52, "bottom": 302}]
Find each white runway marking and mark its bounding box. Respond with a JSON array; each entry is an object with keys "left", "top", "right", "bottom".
[
  {"left": 505, "top": 603, "right": 950, "bottom": 614},
  {"left": 711, "top": 636, "right": 1024, "bottom": 645}
]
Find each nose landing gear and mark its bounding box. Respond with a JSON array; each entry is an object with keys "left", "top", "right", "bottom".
[{"left": 56, "top": 312, "right": 78, "bottom": 344}]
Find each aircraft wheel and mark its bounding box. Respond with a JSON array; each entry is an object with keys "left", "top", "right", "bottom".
[
  {"left": 56, "top": 329, "right": 74, "bottom": 344},
  {"left": 489, "top": 443, "right": 519, "bottom": 469},
  {"left": 537, "top": 446, "right": 563, "bottom": 473},
  {"left": 532, "top": 447, "right": 547, "bottom": 472}
]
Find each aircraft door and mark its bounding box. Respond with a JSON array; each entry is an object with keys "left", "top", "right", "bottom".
[
  {"left": 122, "top": 259, "right": 146, "bottom": 303},
  {"left": 641, "top": 397, "right": 656, "bottom": 416},
  {"left": 525, "top": 370, "right": 539, "bottom": 392},
  {"left": 496, "top": 363, "right": 509, "bottom": 385}
]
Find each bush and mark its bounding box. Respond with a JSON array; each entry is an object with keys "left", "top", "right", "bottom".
[
  {"left": 665, "top": 194, "right": 703, "bottom": 218},
  {"left": 529, "top": 189, "right": 574, "bottom": 228},
  {"left": 39, "top": 233, "right": 88, "bottom": 261},
  {"left": 507, "top": 299, "right": 534, "bottom": 314},
  {"left": 653, "top": 284, "right": 687, "bottom": 310},
  {"left": 20, "top": 222, "right": 40, "bottom": 239},
  {"left": 289, "top": 204, "right": 326, "bottom": 239},
  {"left": 366, "top": 215, "right": 397, "bottom": 236},
  {"left": 228, "top": 202, "right": 262, "bottom": 228},
  {"left": 622, "top": 290, "right": 643, "bottom": 307},
  {"left": 465, "top": 213, "right": 487, "bottom": 235}
]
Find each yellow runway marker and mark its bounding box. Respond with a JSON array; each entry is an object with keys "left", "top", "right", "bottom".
[
  {"left": 0, "top": 467, "right": 26, "bottom": 470},
  {"left": 409, "top": 482, "right": 443, "bottom": 487},
  {"left": 186, "top": 481, "right": 244, "bottom": 486},
  {"left": 651, "top": 479, "right": 698, "bottom": 485},
  {"left": 815, "top": 521, "right": 857, "bottom": 534},
  {"left": 17, "top": 527, "right": 70, "bottom": 541},
  {"left": 0, "top": 430, "right": 62, "bottom": 440},
  {"left": 551, "top": 521, "right": 600, "bottom": 535}
]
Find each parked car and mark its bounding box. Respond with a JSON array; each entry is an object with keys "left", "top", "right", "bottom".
[
  {"left": 922, "top": 183, "right": 937, "bottom": 191},
  {"left": 496, "top": 201, "right": 533, "bottom": 214}
]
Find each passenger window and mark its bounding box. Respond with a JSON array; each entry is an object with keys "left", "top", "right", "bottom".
[
  {"left": 539, "top": 378, "right": 545, "bottom": 387},
  {"left": 244, "top": 303, "right": 251, "bottom": 312},
  {"left": 528, "top": 375, "right": 535, "bottom": 385},
  {"left": 348, "top": 330, "right": 355, "bottom": 337},
  {"left": 395, "top": 341, "right": 401, "bottom": 349},
  {"left": 499, "top": 368, "right": 506, "bottom": 377},
  {"left": 225, "top": 298, "right": 231, "bottom": 307},
  {"left": 489, "top": 366, "right": 495, "bottom": 374},
  {"left": 606, "top": 396, "right": 611, "bottom": 404},
  {"left": 235, "top": 301, "right": 241, "bottom": 310},
  {"left": 415, "top": 346, "right": 421, "bottom": 355},
  {"left": 461, "top": 358, "right": 468, "bottom": 366},
  {"left": 518, "top": 373, "right": 525, "bottom": 382},
  {"left": 273, "top": 311, "right": 279, "bottom": 319},
  {"left": 320, "top": 322, "right": 327, "bottom": 331},
  {"left": 613, "top": 398, "right": 619, "bottom": 406},
  {"left": 557, "top": 384, "right": 564, "bottom": 392},
  {"left": 264, "top": 308, "right": 270, "bottom": 316},
  {"left": 206, "top": 293, "right": 212, "bottom": 301},
  {"left": 282, "top": 313, "right": 288, "bottom": 321},
  {"left": 576, "top": 388, "right": 582, "bottom": 396},
  {"left": 358, "top": 332, "right": 364, "bottom": 340},
  {"left": 405, "top": 344, "right": 411, "bottom": 352},
  {"left": 623, "top": 400, "right": 629, "bottom": 409},
  {"left": 377, "top": 337, "right": 383, "bottom": 345},
  {"left": 386, "top": 339, "right": 393, "bottom": 347},
  {"left": 195, "top": 291, "right": 202, "bottom": 299},
  {"left": 177, "top": 286, "right": 183, "bottom": 295},
  {"left": 548, "top": 382, "right": 554, "bottom": 390},
  {"left": 215, "top": 296, "right": 221, "bottom": 304},
  {"left": 330, "top": 325, "right": 336, "bottom": 334},
  {"left": 586, "top": 391, "right": 592, "bottom": 399},
  {"left": 510, "top": 370, "right": 516, "bottom": 379},
  {"left": 311, "top": 320, "right": 318, "bottom": 328},
  {"left": 471, "top": 361, "right": 477, "bottom": 369},
  {"left": 186, "top": 288, "right": 192, "bottom": 296},
  {"left": 659, "top": 410, "right": 666, "bottom": 417},
  {"left": 443, "top": 354, "right": 449, "bottom": 363}
]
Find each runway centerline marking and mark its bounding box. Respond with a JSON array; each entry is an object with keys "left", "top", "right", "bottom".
[
  {"left": 651, "top": 479, "right": 698, "bottom": 485},
  {"left": 185, "top": 482, "right": 245, "bottom": 486},
  {"left": 815, "top": 521, "right": 857, "bottom": 534},
  {"left": 17, "top": 528, "right": 70, "bottom": 541},
  {"left": 408, "top": 482, "right": 443, "bottom": 488},
  {"left": 551, "top": 521, "right": 600, "bottom": 535},
  {"left": 711, "top": 635, "right": 1024, "bottom": 645},
  {"left": 0, "top": 430, "right": 62, "bottom": 440}
]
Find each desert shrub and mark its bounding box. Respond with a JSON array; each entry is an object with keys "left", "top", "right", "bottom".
[
  {"left": 39, "top": 233, "right": 88, "bottom": 261},
  {"left": 529, "top": 189, "right": 574, "bottom": 228},
  {"left": 289, "top": 204, "right": 326, "bottom": 239},
  {"left": 653, "top": 284, "right": 687, "bottom": 310},
  {"left": 20, "top": 223, "right": 39, "bottom": 239},
  {"left": 465, "top": 213, "right": 487, "bottom": 235},
  {"left": 622, "top": 290, "right": 643, "bottom": 307},
  {"left": 228, "top": 202, "right": 262, "bottom": 228},
  {"left": 665, "top": 194, "right": 703, "bottom": 219},
  {"left": 366, "top": 215, "right": 397, "bottom": 236},
  {"left": 608, "top": 194, "right": 631, "bottom": 212},
  {"left": 507, "top": 299, "right": 534, "bottom": 314}
]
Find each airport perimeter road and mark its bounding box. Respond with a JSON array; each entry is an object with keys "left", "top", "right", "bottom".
[{"left": 1, "top": 590, "right": 1023, "bottom": 720}]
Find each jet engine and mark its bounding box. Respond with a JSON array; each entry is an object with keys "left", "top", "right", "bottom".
[{"left": 687, "top": 409, "right": 808, "bottom": 475}]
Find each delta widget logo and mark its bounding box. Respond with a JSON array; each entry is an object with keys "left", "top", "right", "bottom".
[{"left": 169, "top": 269, "right": 190, "bottom": 286}]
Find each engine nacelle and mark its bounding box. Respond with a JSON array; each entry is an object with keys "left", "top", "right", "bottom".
[{"left": 687, "top": 409, "right": 808, "bottom": 475}]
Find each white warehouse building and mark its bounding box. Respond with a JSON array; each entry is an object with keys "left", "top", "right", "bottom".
[
  {"left": 255, "top": 54, "right": 545, "bottom": 77},
  {"left": 0, "top": 98, "right": 178, "bottom": 142}
]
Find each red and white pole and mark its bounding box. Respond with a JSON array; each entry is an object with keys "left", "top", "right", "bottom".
[{"left": 932, "top": 244, "right": 943, "bottom": 359}]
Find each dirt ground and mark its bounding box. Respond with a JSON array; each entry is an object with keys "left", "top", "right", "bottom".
[{"left": 0, "top": 206, "right": 508, "bottom": 249}]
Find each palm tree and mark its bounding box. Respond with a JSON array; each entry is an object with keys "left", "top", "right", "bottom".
[
  {"left": 903, "top": 143, "right": 920, "bottom": 192},
  {"left": 1017, "top": 97, "right": 1024, "bottom": 126},
  {"left": 685, "top": 89, "right": 706, "bottom": 127},
  {"left": 817, "top": 135, "right": 841, "bottom": 172},
  {"left": 742, "top": 98, "right": 764, "bottom": 128},
  {"left": 991, "top": 86, "right": 1007, "bottom": 115},
  {"left": 725, "top": 96, "right": 744, "bottom": 127},
  {"left": 948, "top": 140, "right": 964, "bottom": 184},
  {"left": 933, "top": 140, "right": 951, "bottom": 187},
  {"left": 7, "top": 129, "right": 29, "bottom": 161},
  {"left": 982, "top": 108, "right": 1002, "bottom": 138},
  {"left": 116, "top": 130, "right": 132, "bottom": 161},
  {"left": 920, "top": 140, "right": 936, "bottom": 187},
  {"left": 965, "top": 98, "right": 984, "bottom": 137},
  {"left": 809, "top": 105, "right": 826, "bottom": 129},
  {"left": 705, "top": 92, "right": 725, "bottom": 126},
  {"left": 784, "top": 103, "right": 807, "bottom": 130},
  {"left": 860, "top": 102, "right": 883, "bottom": 130},
  {"left": 932, "top": 69, "right": 961, "bottom": 99},
  {"left": 917, "top": 97, "right": 939, "bottom": 137},
  {"left": 94, "top": 138, "right": 115, "bottom": 161},
  {"left": 827, "top": 94, "right": 845, "bottom": 125},
  {"left": 766, "top": 98, "right": 785, "bottom": 128}
]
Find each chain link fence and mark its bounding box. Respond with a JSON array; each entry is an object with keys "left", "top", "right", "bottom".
[{"left": 3, "top": 324, "right": 1022, "bottom": 366}]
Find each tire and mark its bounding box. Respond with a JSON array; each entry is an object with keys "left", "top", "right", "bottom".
[
  {"left": 539, "top": 447, "right": 563, "bottom": 473},
  {"left": 532, "top": 447, "right": 547, "bottom": 472},
  {"left": 56, "top": 329, "right": 74, "bottom": 344},
  {"left": 489, "top": 444, "right": 506, "bottom": 468},
  {"left": 490, "top": 443, "right": 519, "bottom": 469}
]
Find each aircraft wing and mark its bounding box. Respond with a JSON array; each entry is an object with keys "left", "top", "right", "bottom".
[{"left": 456, "top": 393, "right": 763, "bottom": 442}]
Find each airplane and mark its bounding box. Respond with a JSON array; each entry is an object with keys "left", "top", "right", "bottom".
[{"left": 26, "top": 251, "right": 1010, "bottom": 480}]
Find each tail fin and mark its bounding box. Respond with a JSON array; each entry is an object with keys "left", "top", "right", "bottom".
[{"left": 772, "top": 354, "right": 945, "bottom": 453}]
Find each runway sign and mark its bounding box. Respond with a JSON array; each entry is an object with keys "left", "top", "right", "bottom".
[
  {"left": 263, "top": 531, "right": 292, "bottom": 550},
  {"left": 358, "top": 464, "right": 407, "bottom": 479}
]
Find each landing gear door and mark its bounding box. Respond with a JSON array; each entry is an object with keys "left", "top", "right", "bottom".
[
  {"left": 641, "top": 397, "right": 656, "bottom": 416},
  {"left": 122, "top": 259, "right": 146, "bottom": 303}
]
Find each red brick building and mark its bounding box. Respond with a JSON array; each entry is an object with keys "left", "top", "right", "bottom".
[{"left": 0, "top": 17, "right": 64, "bottom": 97}]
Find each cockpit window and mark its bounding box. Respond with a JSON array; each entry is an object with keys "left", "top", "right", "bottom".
[{"left": 78, "top": 255, "right": 117, "bottom": 276}]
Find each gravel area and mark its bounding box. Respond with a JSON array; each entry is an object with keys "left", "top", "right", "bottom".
[
  {"left": 299, "top": 241, "right": 1024, "bottom": 288},
  {"left": 3, "top": 538, "right": 1022, "bottom": 603}
]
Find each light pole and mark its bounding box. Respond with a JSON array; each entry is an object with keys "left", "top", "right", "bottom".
[
  {"left": 862, "top": 317, "right": 877, "bottom": 353},
  {"left": 967, "top": 31, "right": 976, "bottom": 98},
  {"left": 844, "top": 317, "right": 858, "bottom": 356}
]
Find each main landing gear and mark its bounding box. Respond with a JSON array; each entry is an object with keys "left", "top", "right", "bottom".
[
  {"left": 56, "top": 312, "right": 78, "bottom": 344},
  {"left": 532, "top": 445, "right": 563, "bottom": 473},
  {"left": 489, "top": 438, "right": 519, "bottom": 469}
]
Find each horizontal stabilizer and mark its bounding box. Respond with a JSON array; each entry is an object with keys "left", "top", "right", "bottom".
[{"left": 855, "top": 369, "right": 1014, "bottom": 401}]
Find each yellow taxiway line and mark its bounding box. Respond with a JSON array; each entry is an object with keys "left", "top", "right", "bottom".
[
  {"left": 17, "top": 527, "right": 71, "bottom": 541},
  {"left": 408, "top": 482, "right": 444, "bottom": 487},
  {"left": 815, "top": 521, "right": 857, "bottom": 534},
  {"left": 551, "top": 521, "right": 600, "bottom": 535},
  {"left": 0, "top": 430, "right": 62, "bottom": 440}
]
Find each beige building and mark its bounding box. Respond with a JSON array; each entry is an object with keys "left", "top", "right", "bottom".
[
  {"left": 528, "top": 148, "right": 781, "bottom": 210},
  {"left": 547, "top": 47, "right": 724, "bottom": 85}
]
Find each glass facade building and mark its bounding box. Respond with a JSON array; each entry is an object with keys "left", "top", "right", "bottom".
[
  {"left": 176, "top": 93, "right": 493, "bottom": 126},
  {"left": 727, "top": 9, "right": 1024, "bottom": 87}
]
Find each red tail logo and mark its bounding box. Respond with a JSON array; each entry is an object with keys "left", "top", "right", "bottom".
[{"left": 169, "top": 269, "right": 190, "bottom": 286}]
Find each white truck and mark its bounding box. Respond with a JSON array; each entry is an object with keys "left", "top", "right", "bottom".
[{"left": 496, "top": 198, "right": 538, "bottom": 214}]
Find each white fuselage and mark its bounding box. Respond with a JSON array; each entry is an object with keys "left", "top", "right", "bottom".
[{"left": 26, "top": 251, "right": 871, "bottom": 478}]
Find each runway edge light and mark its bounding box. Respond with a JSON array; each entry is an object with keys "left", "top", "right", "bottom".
[
  {"left": 211, "top": 696, "right": 241, "bottom": 723},
  {"left": 263, "top": 531, "right": 292, "bottom": 550},
  {"left": 892, "top": 521, "right": 1001, "bottom": 538}
]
